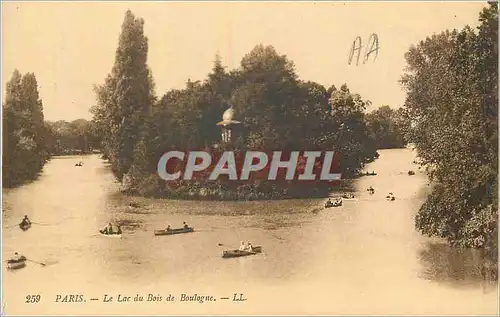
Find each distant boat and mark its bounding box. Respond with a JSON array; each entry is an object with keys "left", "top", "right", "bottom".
[
  {"left": 7, "top": 255, "right": 27, "bottom": 270},
  {"left": 325, "top": 200, "right": 342, "bottom": 208},
  {"left": 8, "top": 261, "right": 26, "bottom": 270},
  {"left": 128, "top": 202, "right": 141, "bottom": 208},
  {"left": 99, "top": 230, "right": 122, "bottom": 238},
  {"left": 154, "top": 227, "right": 194, "bottom": 236},
  {"left": 222, "top": 246, "right": 262, "bottom": 258},
  {"left": 19, "top": 223, "right": 31, "bottom": 231},
  {"left": 341, "top": 193, "right": 356, "bottom": 199}
]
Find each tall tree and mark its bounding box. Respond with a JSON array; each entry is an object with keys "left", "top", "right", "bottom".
[
  {"left": 327, "top": 84, "right": 375, "bottom": 174},
  {"left": 230, "top": 44, "right": 301, "bottom": 150},
  {"left": 401, "top": 3, "right": 498, "bottom": 252},
  {"left": 2, "top": 70, "right": 46, "bottom": 187},
  {"left": 22, "top": 73, "right": 46, "bottom": 168},
  {"left": 92, "top": 10, "right": 155, "bottom": 181}
]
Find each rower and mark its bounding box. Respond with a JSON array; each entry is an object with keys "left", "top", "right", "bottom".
[
  {"left": 166, "top": 225, "right": 171, "bottom": 231},
  {"left": 183, "top": 222, "right": 189, "bottom": 229},
  {"left": 11, "top": 252, "right": 25, "bottom": 262},
  {"left": 102, "top": 222, "right": 113, "bottom": 234},
  {"left": 239, "top": 241, "right": 246, "bottom": 251},
  {"left": 116, "top": 225, "right": 122, "bottom": 234},
  {"left": 20, "top": 215, "right": 31, "bottom": 226},
  {"left": 246, "top": 241, "right": 253, "bottom": 252}
]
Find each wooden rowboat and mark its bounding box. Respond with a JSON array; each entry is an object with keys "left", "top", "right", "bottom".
[
  {"left": 7, "top": 256, "right": 27, "bottom": 270},
  {"left": 8, "top": 261, "right": 26, "bottom": 270},
  {"left": 19, "top": 223, "right": 31, "bottom": 231},
  {"left": 154, "top": 227, "right": 194, "bottom": 236},
  {"left": 341, "top": 194, "right": 356, "bottom": 199},
  {"left": 222, "top": 246, "right": 262, "bottom": 258},
  {"left": 99, "top": 230, "right": 122, "bottom": 238},
  {"left": 325, "top": 201, "right": 342, "bottom": 208}
]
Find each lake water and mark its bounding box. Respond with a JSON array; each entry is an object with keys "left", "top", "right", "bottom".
[{"left": 2, "top": 149, "right": 498, "bottom": 315}]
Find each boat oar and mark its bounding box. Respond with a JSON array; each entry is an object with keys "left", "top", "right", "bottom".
[
  {"left": 26, "top": 259, "right": 46, "bottom": 266},
  {"left": 30, "top": 222, "right": 56, "bottom": 226}
]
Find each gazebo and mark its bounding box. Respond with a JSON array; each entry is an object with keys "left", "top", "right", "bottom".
[{"left": 216, "top": 105, "right": 242, "bottom": 143}]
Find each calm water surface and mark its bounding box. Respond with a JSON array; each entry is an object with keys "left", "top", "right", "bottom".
[{"left": 2, "top": 149, "right": 498, "bottom": 315}]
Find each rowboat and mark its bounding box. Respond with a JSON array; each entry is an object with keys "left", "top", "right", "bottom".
[
  {"left": 7, "top": 256, "right": 27, "bottom": 270},
  {"left": 325, "top": 201, "right": 342, "bottom": 208},
  {"left": 8, "top": 261, "right": 26, "bottom": 270},
  {"left": 222, "top": 246, "right": 262, "bottom": 258},
  {"left": 341, "top": 194, "right": 356, "bottom": 199},
  {"left": 99, "top": 230, "right": 122, "bottom": 238},
  {"left": 154, "top": 227, "right": 194, "bottom": 236},
  {"left": 19, "top": 223, "right": 31, "bottom": 231}
]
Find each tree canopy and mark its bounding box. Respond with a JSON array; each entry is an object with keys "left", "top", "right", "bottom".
[
  {"left": 91, "top": 10, "right": 156, "bottom": 181},
  {"left": 401, "top": 3, "right": 498, "bottom": 253},
  {"left": 366, "top": 106, "right": 406, "bottom": 149},
  {"left": 2, "top": 70, "right": 47, "bottom": 187}
]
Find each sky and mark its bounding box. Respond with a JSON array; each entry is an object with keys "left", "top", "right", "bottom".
[{"left": 2, "top": 1, "right": 487, "bottom": 121}]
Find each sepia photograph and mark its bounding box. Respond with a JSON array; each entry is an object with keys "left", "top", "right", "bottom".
[{"left": 1, "top": 1, "right": 498, "bottom": 315}]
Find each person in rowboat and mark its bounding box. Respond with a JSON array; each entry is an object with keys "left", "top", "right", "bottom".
[
  {"left": 183, "top": 222, "right": 189, "bottom": 229},
  {"left": 11, "top": 252, "right": 25, "bottom": 262},
  {"left": 166, "top": 225, "right": 171, "bottom": 232},
  {"left": 102, "top": 222, "right": 113, "bottom": 234},
  {"left": 239, "top": 241, "right": 246, "bottom": 251},
  {"left": 116, "top": 225, "right": 122, "bottom": 234},
  {"left": 20, "top": 215, "right": 31, "bottom": 226},
  {"left": 246, "top": 241, "right": 254, "bottom": 252}
]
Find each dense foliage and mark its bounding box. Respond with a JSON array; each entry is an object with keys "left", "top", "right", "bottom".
[
  {"left": 401, "top": 3, "right": 498, "bottom": 253},
  {"left": 44, "top": 119, "right": 101, "bottom": 155},
  {"left": 2, "top": 70, "right": 48, "bottom": 187},
  {"left": 366, "top": 106, "right": 406, "bottom": 149},
  {"left": 91, "top": 10, "right": 155, "bottom": 181},
  {"left": 91, "top": 11, "right": 396, "bottom": 200}
]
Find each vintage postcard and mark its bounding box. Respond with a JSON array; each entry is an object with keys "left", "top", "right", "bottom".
[{"left": 1, "top": 1, "right": 498, "bottom": 315}]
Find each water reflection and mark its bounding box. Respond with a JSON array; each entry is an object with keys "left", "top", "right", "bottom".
[{"left": 418, "top": 241, "right": 498, "bottom": 290}]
